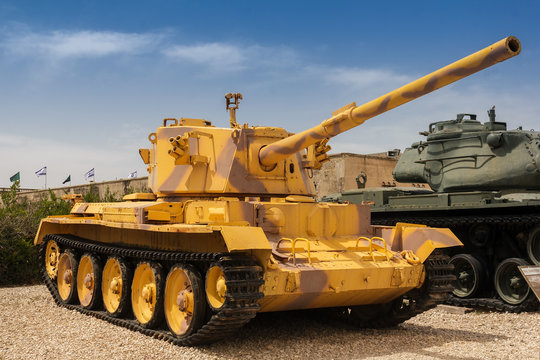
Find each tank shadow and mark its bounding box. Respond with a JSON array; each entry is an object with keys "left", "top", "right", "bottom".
[{"left": 194, "top": 309, "right": 505, "bottom": 360}]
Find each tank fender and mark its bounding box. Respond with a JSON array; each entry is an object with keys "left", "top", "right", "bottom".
[
  {"left": 389, "top": 223, "right": 462, "bottom": 262},
  {"left": 34, "top": 219, "right": 63, "bottom": 245},
  {"left": 218, "top": 225, "right": 272, "bottom": 252}
]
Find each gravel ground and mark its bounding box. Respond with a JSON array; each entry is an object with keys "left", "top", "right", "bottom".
[{"left": 0, "top": 285, "right": 538, "bottom": 360}]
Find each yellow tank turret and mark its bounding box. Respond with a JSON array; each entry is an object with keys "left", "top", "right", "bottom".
[{"left": 35, "top": 36, "right": 520, "bottom": 346}]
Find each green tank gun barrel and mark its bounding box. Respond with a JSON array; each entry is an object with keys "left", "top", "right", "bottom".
[{"left": 259, "top": 36, "right": 521, "bottom": 167}]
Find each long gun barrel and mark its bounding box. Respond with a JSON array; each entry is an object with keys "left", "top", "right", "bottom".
[{"left": 259, "top": 36, "right": 521, "bottom": 167}]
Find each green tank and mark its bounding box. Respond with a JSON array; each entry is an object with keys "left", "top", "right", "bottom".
[{"left": 323, "top": 108, "right": 540, "bottom": 312}]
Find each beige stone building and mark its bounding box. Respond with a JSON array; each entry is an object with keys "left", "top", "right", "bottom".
[{"left": 312, "top": 151, "right": 419, "bottom": 198}]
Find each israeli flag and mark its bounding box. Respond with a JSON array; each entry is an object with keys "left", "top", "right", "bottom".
[
  {"left": 128, "top": 171, "right": 137, "bottom": 179},
  {"left": 84, "top": 168, "right": 95, "bottom": 180},
  {"left": 35, "top": 166, "right": 47, "bottom": 176}
]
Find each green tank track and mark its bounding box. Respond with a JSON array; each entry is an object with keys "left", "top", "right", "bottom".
[
  {"left": 338, "top": 250, "right": 455, "bottom": 327},
  {"left": 40, "top": 234, "right": 264, "bottom": 346},
  {"left": 373, "top": 213, "right": 540, "bottom": 228},
  {"left": 445, "top": 293, "right": 539, "bottom": 313},
  {"left": 373, "top": 213, "right": 540, "bottom": 313}
]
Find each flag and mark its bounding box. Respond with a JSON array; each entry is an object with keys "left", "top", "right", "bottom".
[
  {"left": 35, "top": 166, "right": 47, "bottom": 176},
  {"left": 84, "top": 168, "right": 95, "bottom": 181},
  {"left": 62, "top": 175, "right": 71, "bottom": 184},
  {"left": 9, "top": 172, "right": 20, "bottom": 182},
  {"left": 128, "top": 171, "right": 137, "bottom": 179}
]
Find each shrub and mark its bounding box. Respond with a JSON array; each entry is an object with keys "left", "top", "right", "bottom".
[
  {"left": 0, "top": 182, "right": 71, "bottom": 285},
  {"left": 0, "top": 181, "right": 136, "bottom": 286}
]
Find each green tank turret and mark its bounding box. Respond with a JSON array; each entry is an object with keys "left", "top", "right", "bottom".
[
  {"left": 393, "top": 108, "right": 540, "bottom": 192},
  {"left": 324, "top": 108, "right": 540, "bottom": 312}
]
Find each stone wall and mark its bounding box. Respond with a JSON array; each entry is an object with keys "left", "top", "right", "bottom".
[
  {"left": 14, "top": 177, "right": 149, "bottom": 203},
  {"left": 312, "top": 152, "right": 420, "bottom": 198}
]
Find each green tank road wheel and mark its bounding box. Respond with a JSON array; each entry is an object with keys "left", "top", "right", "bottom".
[
  {"left": 527, "top": 226, "right": 540, "bottom": 265},
  {"left": 494, "top": 258, "right": 531, "bottom": 305},
  {"left": 449, "top": 254, "right": 485, "bottom": 298}
]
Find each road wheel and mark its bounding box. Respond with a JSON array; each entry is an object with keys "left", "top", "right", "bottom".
[
  {"left": 494, "top": 258, "right": 531, "bottom": 305},
  {"left": 57, "top": 251, "right": 78, "bottom": 304},
  {"left": 449, "top": 254, "right": 485, "bottom": 298},
  {"left": 77, "top": 254, "right": 102, "bottom": 309},
  {"left": 206, "top": 265, "right": 227, "bottom": 311},
  {"left": 527, "top": 226, "right": 540, "bottom": 265},
  {"left": 164, "top": 264, "right": 206, "bottom": 338},
  {"left": 102, "top": 257, "right": 132, "bottom": 317},
  {"left": 45, "top": 239, "right": 60, "bottom": 280},
  {"left": 131, "top": 262, "right": 164, "bottom": 328}
]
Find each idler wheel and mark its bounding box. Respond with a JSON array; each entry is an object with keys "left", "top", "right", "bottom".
[
  {"left": 45, "top": 239, "right": 60, "bottom": 280},
  {"left": 76, "top": 253, "right": 102, "bottom": 309},
  {"left": 206, "top": 265, "right": 227, "bottom": 311},
  {"left": 57, "top": 250, "right": 78, "bottom": 304},
  {"left": 102, "top": 257, "right": 132, "bottom": 317},
  {"left": 131, "top": 262, "right": 164, "bottom": 328},
  {"left": 494, "top": 258, "right": 531, "bottom": 305},
  {"left": 164, "top": 264, "right": 206, "bottom": 337},
  {"left": 449, "top": 254, "right": 485, "bottom": 298}
]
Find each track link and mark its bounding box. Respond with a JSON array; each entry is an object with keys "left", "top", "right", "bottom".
[{"left": 41, "top": 234, "right": 264, "bottom": 346}]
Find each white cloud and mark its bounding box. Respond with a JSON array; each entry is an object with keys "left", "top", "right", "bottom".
[
  {"left": 163, "top": 43, "right": 298, "bottom": 70},
  {"left": 1, "top": 27, "right": 298, "bottom": 72},
  {"left": 1, "top": 30, "right": 159, "bottom": 59},
  {"left": 163, "top": 43, "right": 246, "bottom": 68},
  {"left": 316, "top": 66, "right": 413, "bottom": 89}
]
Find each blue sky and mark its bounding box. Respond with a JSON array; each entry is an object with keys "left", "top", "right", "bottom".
[{"left": 1, "top": 0, "right": 539, "bottom": 189}]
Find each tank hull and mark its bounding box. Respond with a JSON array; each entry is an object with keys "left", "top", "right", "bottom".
[
  {"left": 36, "top": 199, "right": 460, "bottom": 313},
  {"left": 36, "top": 198, "right": 460, "bottom": 345}
]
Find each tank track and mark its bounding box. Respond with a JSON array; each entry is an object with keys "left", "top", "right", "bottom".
[
  {"left": 339, "top": 250, "right": 454, "bottom": 327},
  {"left": 40, "top": 234, "right": 264, "bottom": 346},
  {"left": 445, "top": 294, "right": 539, "bottom": 313},
  {"left": 374, "top": 213, "right": 540, "bottom": 228},
  {"left": 374, "top": 213, "right": 540, "bottom": 313}
]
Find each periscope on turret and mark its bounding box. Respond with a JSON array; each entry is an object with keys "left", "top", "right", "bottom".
[{"left": 34, "top": 36, "right": 520, "bottom": 345}]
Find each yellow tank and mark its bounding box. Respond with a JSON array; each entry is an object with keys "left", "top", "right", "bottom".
[{"left": 35, "top": 36, "right": 520, "bottom": 345}]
